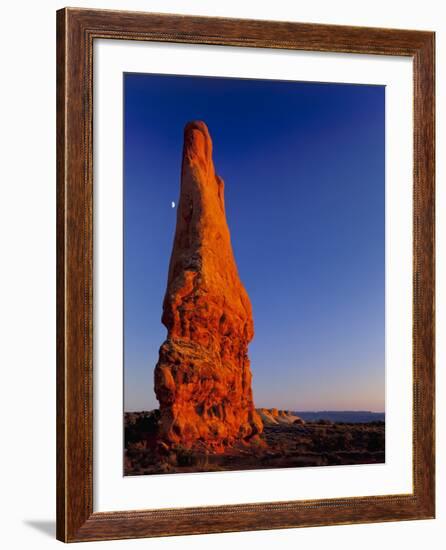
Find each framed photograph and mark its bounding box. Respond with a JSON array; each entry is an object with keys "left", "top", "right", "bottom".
[{"left": 56, "top": 8, "right": 435, "bottom": 542}]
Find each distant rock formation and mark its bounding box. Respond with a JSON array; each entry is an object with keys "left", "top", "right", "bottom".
[
  {"left": 154, "top": 121, "right": 263, "bottom": 451},
  {"left": 257, "top": 408, "right": 305, "bottom": 426}
]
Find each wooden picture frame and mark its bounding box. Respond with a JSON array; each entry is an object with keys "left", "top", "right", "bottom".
[{"left": 56, "top": 7, "right": 435, "bottom": 542}]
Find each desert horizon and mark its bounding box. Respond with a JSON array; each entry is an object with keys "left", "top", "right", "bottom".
[{"left": 124, "top": 408, "right": 385, "bottom": 416}]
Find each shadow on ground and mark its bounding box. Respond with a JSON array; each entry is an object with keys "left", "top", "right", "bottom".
[{"left": 24, "top": 520, "right": 55, "bottom": 538}]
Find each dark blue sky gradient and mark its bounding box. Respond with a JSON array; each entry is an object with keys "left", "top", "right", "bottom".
[{"left": 124, "top": 73, "right": 385, "bottom": 412}]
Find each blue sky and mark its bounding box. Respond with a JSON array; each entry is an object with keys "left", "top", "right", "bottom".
[{"left": 124, "top": 73, "right": 385, "bottom": 413}]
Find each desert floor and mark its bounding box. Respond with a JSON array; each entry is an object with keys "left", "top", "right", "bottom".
[{"left": 124, "top": 411, "right": 385, "bottom": 476}]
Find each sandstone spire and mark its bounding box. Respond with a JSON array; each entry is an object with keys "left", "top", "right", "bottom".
[{"left": 154, "top": 121, "right": 263, "bottom": 451}]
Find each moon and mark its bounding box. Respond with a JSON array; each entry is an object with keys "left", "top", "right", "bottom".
[{"left": 171, "top": 201, "right": 176, "bottom": 208}]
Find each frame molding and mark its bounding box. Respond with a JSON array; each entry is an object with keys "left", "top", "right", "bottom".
[{"left": 56, "top": 7, "right": 435, "bottom": 542}]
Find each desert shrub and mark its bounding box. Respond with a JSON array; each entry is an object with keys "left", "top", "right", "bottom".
[
  {"left": 157, "top": 462, "right": 172, "bottom": 473},
  {"left": 124, "top": 410, "right": 160, "bottom": 447},
  {"left": 367, "top": 430, "right": 384, "bottom": 452},
  {"left": 369, "top": 420, "right": 385, "bottom": 427},
  {"left": 341, "top": 431, "right": 354, "bottom": 450},
  {"left": 174, "top": 445, "right": 198, "bottom": 467}
]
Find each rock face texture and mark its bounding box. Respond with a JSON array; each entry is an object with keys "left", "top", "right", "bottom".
[
  {"left": 257, "top": 408, "right": 305, "bottom": 426},
  {"left": 154, "top": 121, "right": 263, "bottom": 451}
]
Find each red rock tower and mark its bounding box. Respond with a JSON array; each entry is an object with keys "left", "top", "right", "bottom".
[{"left": 154, "top": 121, "right": 263, "bottom": 451}]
